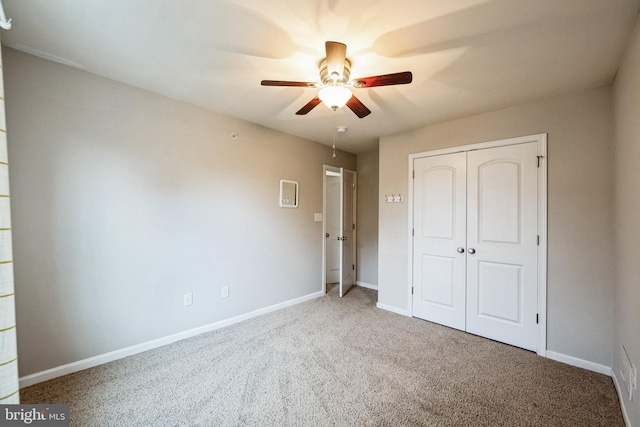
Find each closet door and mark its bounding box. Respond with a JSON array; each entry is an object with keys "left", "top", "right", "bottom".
[
  {"left": 465, "top": 142, "right": 539, "bottom": 351},
  {"left": 412, "top": 153, "right": 467, "bottom": 330}
]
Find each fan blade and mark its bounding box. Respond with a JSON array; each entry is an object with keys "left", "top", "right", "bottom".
[
  {"left": 352, "top": 71, "right": 412, "bottom": 88},
  {"left": 325, "top": 41, "right": 347, "bottom": 80},
  {"left": 296, "top": 97, "right": 322, "bottom": 115},
  {"left": 261, "top": 80, "right": 315, "bottom": 87},
  {"left": 346, "top": 95, "right": 371, "bottom": 118}
]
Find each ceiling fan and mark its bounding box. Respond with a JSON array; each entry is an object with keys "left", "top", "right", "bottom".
[{"left": 261, "top": 41, "right": 412, "bottom": 118}]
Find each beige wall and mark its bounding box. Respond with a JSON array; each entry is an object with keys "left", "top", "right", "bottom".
[
  {"left": 356, "top": 149, "right": 379, "bottom": 287},
  {"left": 612, "top": 15, "right": 640, "bottom": 427},
  {"left": 4, "top": 48, "right": 356, "bottom": 377},
  {"left": 379, "top": 87, "right": 614, "bottom": 366}
]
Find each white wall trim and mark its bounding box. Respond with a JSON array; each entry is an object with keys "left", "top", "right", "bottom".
[
  {"left": 19, "top": 290, "right": 325, "bottom": 388},
  {"left": 545, "top": 350, "right": 612, "bottom": 376},
  {"left": 407, "top": 154, "right": 415, "bottom": 317},
  {"left": 376, "top": 302, "right": 410, "bottom": 317},
  {"left": 356, "top": 281, "right": 378, "bottom": 290},
  {"left": 408, "top": 134, "right": 547, "bottom": 159},
  {"left": 611, "top": 369, "right": 633, "bottom": 427},
  {"left": 546, "top": 351, "right": 631, "bottom": 425}
]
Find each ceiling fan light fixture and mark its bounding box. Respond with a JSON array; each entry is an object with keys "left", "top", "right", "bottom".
[
  {"left": 261, "top": 41, "right": 411, "bottom": 118},
  {"left": 318, "top": 85, "right": 352, "bottom": 111}
]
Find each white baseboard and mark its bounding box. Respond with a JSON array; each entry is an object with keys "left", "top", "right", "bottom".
[
  {"left": 376, "top": 302, "right": 410, "bottom": 317},
  {"left": 19, "top": 290, "right": 325, "bottom": 388},
  {"left": 545, "top": 350, "right": 612, "bottom": 376},
  {"left": 611, "top": 368, "right": 633, "bottom": 427},
  {"left": 356, "top": 281, "right": 378, "bottom": 290},
  {"left": 543, "top": 351, "right": 630, "bottom": 424}
]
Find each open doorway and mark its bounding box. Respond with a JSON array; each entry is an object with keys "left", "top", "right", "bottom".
[{"left": 322, "top": 165, "right": 357, "bottom": 297}]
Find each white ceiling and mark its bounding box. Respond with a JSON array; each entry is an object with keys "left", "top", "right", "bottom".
[{"left": 1, "top": 0, "right": 639, "bottom": 154}]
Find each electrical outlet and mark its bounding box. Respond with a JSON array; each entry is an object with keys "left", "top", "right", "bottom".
[
  {"left": 621, "top": 346, "right": 635, "bottom": 401},
  {"left": 183, "top": 293, "right": 193, "bottom": 306},
  {"left": 632, "top": 364, "right": 637, "bottom": 401},
  {"left": 221, "top": 286, "right": 229, "bottom": 298}
]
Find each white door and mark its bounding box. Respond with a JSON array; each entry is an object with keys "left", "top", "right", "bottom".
[
  {"left": 465, "top": 142, "right": 539, "bottom": 351},
  {"left": 325, "top": 175, "right": 341, "bottom": 284},
  {"left": 339, "top": 169, "right": 356, "bottom": 297},
  {"left": 412, "top": 152, "right": 467, "bottom": 330},
  {"left": 412, "top": 141, "right": 539, "bottom": 351}
]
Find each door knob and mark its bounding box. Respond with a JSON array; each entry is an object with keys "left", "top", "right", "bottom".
[
  {"left": 468, "top": 248, "right": 476, "bottom": 254},
  {"left": 326, "top": 233, "right": 330, "bottom": 238},
  {"left": 457, "top": 247, "right": 465, "bottom": 253}
]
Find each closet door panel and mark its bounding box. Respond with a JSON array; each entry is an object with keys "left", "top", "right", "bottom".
[
  {"left": 466, "top": 142, "right": 538, "bottom": 351},
  {"left": 412, "top": 153, "right": 467, "bottom": 330}
]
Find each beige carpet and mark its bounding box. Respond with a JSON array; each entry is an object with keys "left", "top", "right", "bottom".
[{"left": 21, "top": 286, "right": 624, "bottom": 426}]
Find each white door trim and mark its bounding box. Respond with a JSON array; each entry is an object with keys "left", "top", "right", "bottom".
[
  {"left": 322, "top": 165, "right": 341, "bottom": 294},
  {"left": 407, "top": 133, "right": 547, "bottom": 356},
  {"left": 322, "top": 165, "right": 358, "bottom": 295}
]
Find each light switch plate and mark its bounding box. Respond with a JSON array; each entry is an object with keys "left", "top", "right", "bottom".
[{"left": 183, "top": 293, "right": 193, "bottom": 306}]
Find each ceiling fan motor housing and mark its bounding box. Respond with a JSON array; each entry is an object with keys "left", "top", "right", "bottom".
[{"left": 320, "top": 58, "right": 351, "bottom": 85}]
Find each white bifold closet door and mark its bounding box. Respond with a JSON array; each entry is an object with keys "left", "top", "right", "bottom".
[
  {"left": 412, "top": 142, "right": 539, "bottom": 351},
  {"left": 412, "top": 151, "right": 467, "bottom": 330}
]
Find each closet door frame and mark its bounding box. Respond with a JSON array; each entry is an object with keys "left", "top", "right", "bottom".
[{"left": 407, "top": 133, "right": 547, "bottom": 356}]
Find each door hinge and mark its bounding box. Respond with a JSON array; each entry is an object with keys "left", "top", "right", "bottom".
[
  {"left": 412, "top": 287, "right": 414, "bottom": 295},
  {"left": 352, "top": 182, "right": 355, "bottom": 189},
  {"left": 537, "top": 156, "right": 543, "bottom": 167},
  {"left": 352, "top": 223, "right": 355, "bottom": 230},
  {"left": 412, "top": 229, "right": 415, "bottom": 237},
  {"left": 537, "top": 235, "right": 540, "bottom": 245},
  {"left": 352, "top": 264, "right": 355, "bottom": 271},
  {"left": 536, "top": 313, "right": 539, "bottom": 324},
  {"left": 413, "top": 170, "right": 415, "bottom": 179}
]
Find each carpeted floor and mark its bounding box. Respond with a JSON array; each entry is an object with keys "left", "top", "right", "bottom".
[{"left": 21, "top": 285, "right": 624, "bottom": 426}]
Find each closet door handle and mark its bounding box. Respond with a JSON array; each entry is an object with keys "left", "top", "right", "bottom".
[
  {"left": 457, "top": 247, "right": 465, "bottom": 253},
  {"left": 468, "top": 248, "right": 476, "bottom": 254}
]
